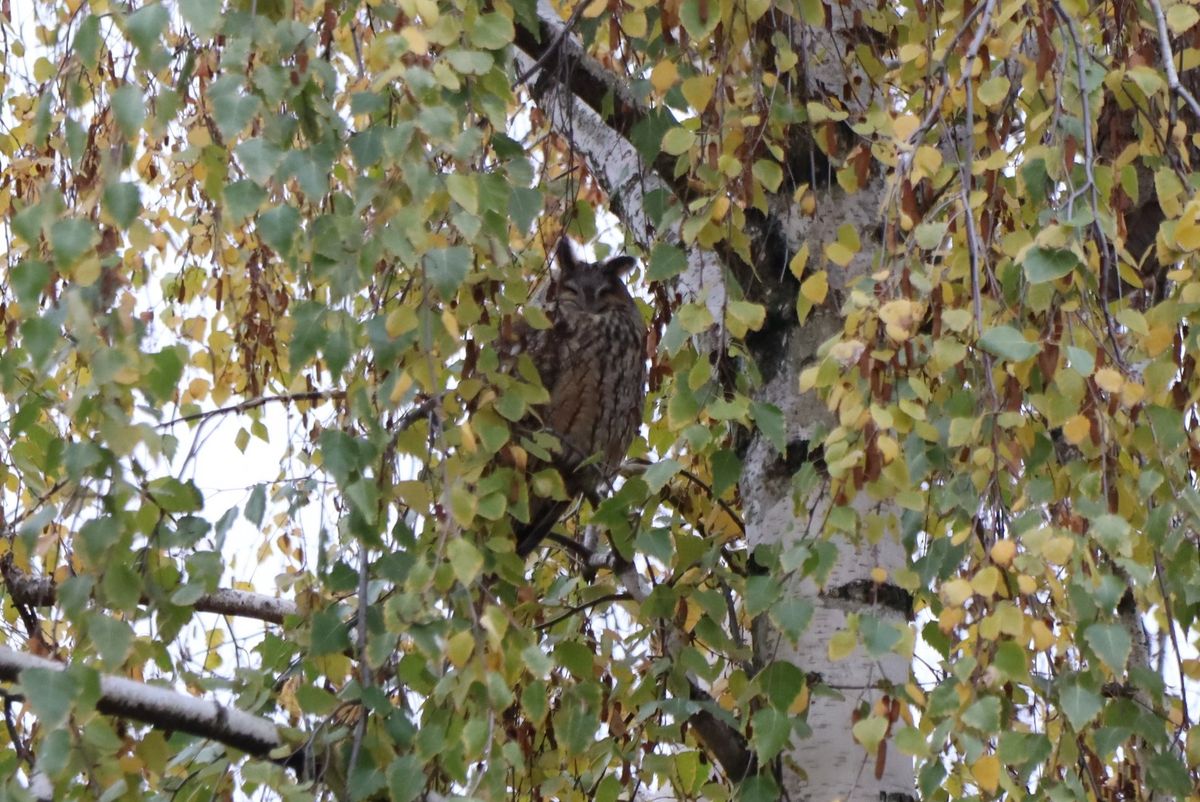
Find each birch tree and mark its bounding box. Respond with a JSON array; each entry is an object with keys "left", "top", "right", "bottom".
[{"left": 0, "top": 0, "right": 1197, "bottom": 800}]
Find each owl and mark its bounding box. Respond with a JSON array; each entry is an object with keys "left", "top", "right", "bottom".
[{"left": 510, "top": 239, "right": 647, "bottom": 557}]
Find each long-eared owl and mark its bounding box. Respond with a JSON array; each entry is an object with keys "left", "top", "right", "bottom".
[{"left": 511, "top": 239, "right": 647, "bottom": 557}]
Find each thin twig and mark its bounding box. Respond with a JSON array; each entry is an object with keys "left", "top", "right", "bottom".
[
  {"left": 1146, "top": 0, "right": 1200, "bottom": 119},
  {"left": 513, "top": 0, "right": 588, "bottom": 86},
  {"left": 159, "top": 390, "right": 346, "bottom": 428},
  {"left": 535, "top": 592, "right": 632, "bottom": 630}
]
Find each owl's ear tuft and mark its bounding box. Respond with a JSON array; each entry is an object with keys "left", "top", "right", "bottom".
[
  {"left": 604, "top": 256, "right": 637, "bottom": 276},
  {"left": 555, "top": 238, "right": 580, "bottom": 275}
]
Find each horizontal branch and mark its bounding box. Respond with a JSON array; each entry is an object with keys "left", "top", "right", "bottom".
[
  {"left": 159, "top": 390, "right": 346, "bottom": 428},
  {"left": 0, "top": 646, "right": 282, "bottom": 757},
  {"left": 3, "top": 570, "right": 298, "bottom": 625}
]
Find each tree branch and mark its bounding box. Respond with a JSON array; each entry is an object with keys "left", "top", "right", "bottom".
[
  {"left": 159, "top": 390, "right": 346, "bottom": 428},
  {"left": 512, "top": 0, "right": 689, "bottom": 202},
  {"left": 614, "top": 558, "right": 755, "bottom": 780},
  {"left": 2, "top": 568, "right": 298, "bottom": 625},
  {"left": 0, "top": 646, "right": 283, "bottom": 758}
]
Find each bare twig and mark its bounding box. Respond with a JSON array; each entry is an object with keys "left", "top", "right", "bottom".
[{"left": 160, "top": 390, "right": 346, "bottom": 428}]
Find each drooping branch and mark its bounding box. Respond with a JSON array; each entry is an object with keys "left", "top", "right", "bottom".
[
  {"left": 0, "top": 646, "right": 283, "bottom": 758},
  {"left": 2, "top": 569, "right": 298, "bottom": 625},
  {"left": 613, "top": 556, "right": 755, "bottom": 781}
]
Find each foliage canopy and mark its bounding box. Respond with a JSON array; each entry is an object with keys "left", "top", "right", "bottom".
[{"left": 0, "top": 0, "right": 1197, "bottom": 799}]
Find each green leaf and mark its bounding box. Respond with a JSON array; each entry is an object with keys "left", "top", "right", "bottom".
[
  {"left": 509, "top": 186, "right": 543, "bottom": 233},
  {"left": 235, "top": 138, "right": 284, "bottom": 185},
  {"left": 1059, "top": 680, "right": 1103, "bottom": 730},
  {"left": 112, "top": 85, "right": 145, "bottom": 138},
  {"left": 998, "top": 730, "right": 1051, "bottom": 767},
  {"left": 88, "top": 614, "right": 134, "bottom": 669},
  {"left": 1066, "top": 345, "right": 1094, "bottom": 376},
  {"left": 21, "top": 668, "right": 80, "bottom": 728},
  {"left": 12, "top": 260, "right": 50, "bottom": 305},
  {"left": 224, "top": 180, "right": 266, "bottom": 221},
  {"left": 962, "top": 695, "right": 1002, "bottom": 732},
  {"left": 553, "top": 641, "right": 594, "bottom": 681},
  {"left": 209, "top": 76, "right": 262, "bottom": 140},
  {"left": 147, "top": 477, "right": 203, "bottom": 513},
  {"left": 860, "top": 615, "right": 902, "bottom": 656},
  {"left": 661, "top": 127, "right": 696, "bottom": 155},
  {"left": 310, "top": 607, "right": 351, "bottom": 656},
  {"left": 424, "top": 246, "right": 471, "bottom": 298},
  {"left": 680, "top": 0, "right": 720, "bottom": 39},
  {"left": 1084, "top": 623, "right": 1132, "bottom": 674},
  {"left": 750, "top": 401, "right": 787, "bottom": 453},
  {"left": 50, "top": 218, "right": 96, "bottom": 266},
  {"left": 124, "top": 2, "right": 168, "bottom": 55},
  {"left": 750, "top": 708, "right": 792, "bottom": 763},
  {"left": 386, "top": 756, "right": 424, "bottom": 802},
  {"left": 244, "top": 484, "right": 267, "bottom": 528},
  {"left": 74, "top": 15, "right": 101, "bottom": 69},
  {"left": 103, "top": 183, "right": 141, "bottom": 228},
  {"left": 744, "top": 575, "right": 782, "bottom": 616},
  {"left": 1022, "top": 246, "right": 1079, "bottom": 284},
  {"left": 643, "top": 458, "right": 682, "bottom": 493},
  {"left": 752, "top": 159, "right": 784, "bottom": 193},
  {"left": 180, "top": 0, "right": 222, "bottom": 38},
  {"left": 768, "top": 597, "right": 813, "bottom": 642},
  {"left": 258, "top": 205, "right": 300, "bottom": 254},
  {"left": 1146, "top": 751, "right": 1193, "bottom": 796},
  {"left": 144, "top": 346, "right": 184, "bottom": 403},
  {"left": 470, "top": 13, "right": 514, "bottom": 50},
  {"left": 710, "top": 449, "right": 741, "bottom": 496},
  {"left": 978, "top": 325, "right": 1039, "bottom": 362},
  {"left": 446, "top": 538, "right": 483, "bottom": 585},
  {"left": 647, "top": 243, "right": 688, "bottom": 281}
]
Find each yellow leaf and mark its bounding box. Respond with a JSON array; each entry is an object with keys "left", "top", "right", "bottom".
[
  {"left": 1143, "top": 325, "right": 1174, "bottom": 357},
  {"left": 971, "top": 566, "right": 1002, "bottom": 597},
  {"left": 942, "top": 578, "right": 973, "bottom": 607},
  {"left": 1062, "top": 414, "right": 1091, "bottom": 445},
  {"left": 399, "top": 26, "right": 428, "bottom": 55},
  {"left": 205, "top": 628, "right": 225, "bottom": 671},
  {"left": 789, "top": 241, "right": 810, "bottom": 279},
  {"left": 447, "top": 629, "right": 475, "bottom": 668},
  {"left": 583, "top": 0, "right": 607, "bottom": 17},
  {"left": 681, "top": 75, "right": 716, "bottom": 111},
  {"left": 893, "top": 113, "right": 919, "bottom": 141},
  {"left": 1094, "top": 367, "right": 1124, "bottom": 393},
  {"left": 683, "top": 598, "right": 703, "bottom": 632},
  {"left": 990, "top": 539, "right": 1016, "bottom": 567},
  {"left": 650, "top": 60, "right": 678, "bottom": 94},
  {"left": 972, "top": 754, "right": 1000, "bottom": 793},
  {"left": 187, "top": 378, "right": 210, "bottom": 402},
  {"left": 828, "top": 630, "right": 857, "bottom": 661},
  {"left": 870, "top": 566, "right": 888, "bottom": 583},
  {"left": 1030, "top": 620, "right": 1055, "bottom": 651},
  {"left": 801, "top": 270, "right": 829, "bottom": 303},
  {"left": 1016, "top": 574, "right": 1038, "bottom": 595},
  {"left": 1041, "top": 535, "right": 1074, "bottom": 565},
  {"left": 622, "top": 9, "right": 647, "bottom": 36},
  {"left": 877, "top": 434, "right": 899, "bottom": 463}
]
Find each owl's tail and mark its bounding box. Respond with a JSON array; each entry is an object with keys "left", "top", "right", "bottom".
[{"left": 514, "top": 498, "right": 571, "bottom": 557}]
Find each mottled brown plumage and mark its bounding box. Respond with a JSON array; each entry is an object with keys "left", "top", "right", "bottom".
[{"left": 512, "top": 239, "right": 647, "bottom": 557}]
